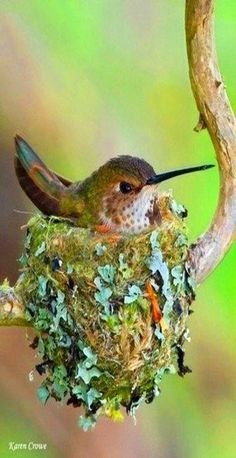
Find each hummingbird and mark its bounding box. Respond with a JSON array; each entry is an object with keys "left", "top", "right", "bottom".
[{"left": 14, "top": 135, "right": 214, "bottom": 235}]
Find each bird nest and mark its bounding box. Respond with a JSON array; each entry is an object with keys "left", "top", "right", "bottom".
[{"left": 16, "top": 192, "right": 195, "bottom": 430}]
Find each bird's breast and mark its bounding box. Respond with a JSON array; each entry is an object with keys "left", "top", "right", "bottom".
[{"left": 100, "top": 190, "right": 161, "bottom": 234}]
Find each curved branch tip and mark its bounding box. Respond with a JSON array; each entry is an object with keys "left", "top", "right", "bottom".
[{"left": 186, "top": 0, "right": 236, "bottom": 283}]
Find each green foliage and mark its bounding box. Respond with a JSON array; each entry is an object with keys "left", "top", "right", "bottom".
[
  {"left": 37, "top": 386, "right": 49, "bottom": 405},
  {"left": 124, "top": 285, "right": 142, "bottom": 304},
  {"left": 94, "top": 243, "right": 107, "bottom": 257}
]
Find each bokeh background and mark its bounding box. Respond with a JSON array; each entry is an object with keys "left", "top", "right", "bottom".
[{"left": 0, "top": 1, "right": 236, "bottom": 457}]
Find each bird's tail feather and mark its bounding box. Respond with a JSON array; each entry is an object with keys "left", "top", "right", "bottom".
[{"left": 14, "top": 135, "right": 69, "bottom": 216}]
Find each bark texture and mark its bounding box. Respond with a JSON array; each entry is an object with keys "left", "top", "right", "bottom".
[{"left": 186, "top": 0, "right": 236, "bottom": 283}]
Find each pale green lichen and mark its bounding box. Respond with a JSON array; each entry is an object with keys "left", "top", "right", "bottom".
[{"left": 15, "top": 193, "right": 195, "bottom": 430}]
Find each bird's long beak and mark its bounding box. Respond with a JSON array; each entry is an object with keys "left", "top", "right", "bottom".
[{"left": 146, "top": 164, "right": 214, "bottom": 185}]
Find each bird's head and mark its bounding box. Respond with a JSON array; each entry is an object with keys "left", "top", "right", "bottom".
[{"left": 79, "top": 155, "right": 214, "bottom": 233}]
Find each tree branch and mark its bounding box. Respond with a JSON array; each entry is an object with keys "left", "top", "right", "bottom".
[{"left": 186, "top": 0, "right": 236, "bottom": 284}]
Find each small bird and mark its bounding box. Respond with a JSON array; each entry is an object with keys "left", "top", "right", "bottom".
[{"left": 14, "top": 135, "right": 214, "bottom": 234}]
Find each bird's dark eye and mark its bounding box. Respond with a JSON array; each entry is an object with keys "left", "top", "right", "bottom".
[{"left": 119, "top": 181, "right": 132, "bottom": 194}]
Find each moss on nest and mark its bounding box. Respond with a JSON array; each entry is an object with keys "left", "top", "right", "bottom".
[{"left": 16, "top": 193, "right": 195, "bottom": 430}]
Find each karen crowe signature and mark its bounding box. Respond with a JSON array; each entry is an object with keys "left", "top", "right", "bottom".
[{"left": 9, "top": 442, "right": 47, "bottom": 452}]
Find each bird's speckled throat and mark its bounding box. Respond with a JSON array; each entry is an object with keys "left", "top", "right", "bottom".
[{"left": 100, "top": 185, "right": 161, "bottom": 233}]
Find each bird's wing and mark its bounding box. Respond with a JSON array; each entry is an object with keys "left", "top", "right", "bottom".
[{"left": 14, "top": 135, "right": 72, "bottom": 216}]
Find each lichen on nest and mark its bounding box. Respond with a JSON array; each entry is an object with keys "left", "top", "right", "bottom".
[{"left": 16, "top": 193, "right": 195, "bottom": 430}]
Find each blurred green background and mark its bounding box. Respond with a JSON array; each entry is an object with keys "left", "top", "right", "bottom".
[{"left": 0, "top": 1, "right": 236, "bottom": 457}]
